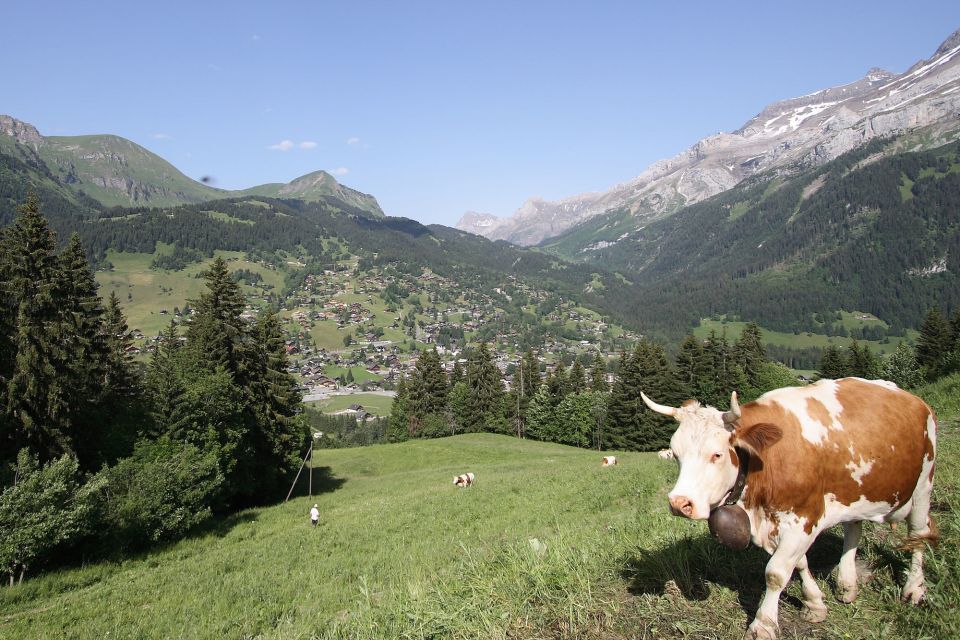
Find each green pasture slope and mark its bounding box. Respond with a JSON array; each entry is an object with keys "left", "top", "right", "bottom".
[{"left": 3, "top": 380, "right": 959, "bottom": 639}]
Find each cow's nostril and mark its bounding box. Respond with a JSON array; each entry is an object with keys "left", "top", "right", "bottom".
[{"left": 669, "top": 495, "right": 694, "bottom": 517}]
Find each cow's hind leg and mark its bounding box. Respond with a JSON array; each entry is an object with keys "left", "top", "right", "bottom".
[
  {"left": 796, "top": 554, "right": 828, "bottom": 623},
  {"left": 903, "top": 441, "right": 936, "bottom": 605},
  {"left": 836, "top": 521, "right": 862, "bottom": 603}
]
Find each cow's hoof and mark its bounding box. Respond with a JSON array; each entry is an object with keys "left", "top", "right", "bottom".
[
  {"left": 744, "top": 619, "right": 779, "bottom": 640},
  {"left": 836, "top": 584, "right": 858, "bottom": 604},
  {"left": 902, "top": 584, "right": 926, "bottom": 604},
  {"left": 801, "top": 604, "right": 828, "bottom": 623}
]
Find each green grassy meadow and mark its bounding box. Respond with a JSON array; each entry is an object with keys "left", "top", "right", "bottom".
[
  {"left": 3, "top": 381, "right": 958, "bottom": 639},
  {"left": 310, "top": 393, "right": 394, "bottom": 416},
  {"left": 695, "top": 315, "right": 916, "bottom": 356},
  {"left": 96, "top": 249, "right": 286, "bottom": 337}
]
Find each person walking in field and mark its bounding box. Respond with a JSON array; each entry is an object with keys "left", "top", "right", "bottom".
[{"left": 310, "top": 504, "right": 319, "bottom": 528}]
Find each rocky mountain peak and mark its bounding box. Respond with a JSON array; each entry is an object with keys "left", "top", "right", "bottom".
[
  {"left": 0, "top": 114, "right": 44, "bottom": 148},
  {"left": 934, "top": 27, "right": 960, "bottom": 58}
]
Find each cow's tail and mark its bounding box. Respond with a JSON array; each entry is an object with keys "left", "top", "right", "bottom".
[{"left": 899, "top": 515, "right": 940, "bottom": 550}]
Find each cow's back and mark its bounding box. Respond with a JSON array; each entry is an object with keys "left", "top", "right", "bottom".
[{"left": 740, "top": 378, "right": 936, "bottom": 531}]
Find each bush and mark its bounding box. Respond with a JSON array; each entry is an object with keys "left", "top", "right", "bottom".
[
  {"left": 98, "top": 437, "right": 223, "bottom": 550},
  {"left": 0, "top": 450, "right": 100, "bottom": 585}
]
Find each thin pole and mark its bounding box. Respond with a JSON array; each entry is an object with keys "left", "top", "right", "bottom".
[{"left": 285, "top": 445, "right": 313, "bottom": 503}]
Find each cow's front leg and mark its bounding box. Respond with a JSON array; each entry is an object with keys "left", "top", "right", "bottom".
[{"left": 745, "top": 534, "right": 813, "bottom": 640}]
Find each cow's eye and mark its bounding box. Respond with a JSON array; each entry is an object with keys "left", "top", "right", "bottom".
[{"left": 711, "top": 452, "right": 724, "bottom": 462}]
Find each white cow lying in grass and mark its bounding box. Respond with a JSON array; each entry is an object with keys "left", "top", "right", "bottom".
[
  {"left": 453, "top": 472, "right": 475, "bottom": 487},
  {"left": 601, "top": 456, "right": 617, "bottom": 466},
  {"left": 657, "top": 449, "right": 675, "bottom": 460}
]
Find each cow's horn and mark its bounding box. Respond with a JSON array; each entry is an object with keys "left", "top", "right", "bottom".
[
  {"left": 722, "top": 391, "right": 741, "bottom": 424},
  {"left": 641, "top": 392, "right": 677, "bottom": 417}
]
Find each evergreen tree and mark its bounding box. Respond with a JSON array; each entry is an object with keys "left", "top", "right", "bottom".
[
  {"left": 408, "top": 348, "right": 448, "bottom": 420},
  {"left": 521, "top": 348, "right": 540, "bottom": 398},
  {"left": 590, "top": 352, "right": 608, "bottom": 393},
  {"left": 145, "top": 319, "right": 190, "bottom": 439},
  {"left": 915, "top": 308, "right": 952, "bottom": 379},
  {"left": 884, "top": 343, "right": 923, "bottom": 390},
  {"left": 2, "top": 195, "right": 71, "bottom": 461},
  {"left": 57, "top": 233, "right": 106, "bottom": 413},
  {"left": 388, "top": 376, "right": 410, "bottom": 442},
  {"left": 733, "top": 322, "right": 767, "bottom": 387},
  {"left": 674, "top": 335, "right": 705, "bottom": 399},
  {"left": 525, "top": 384, "right": 556, "bottom": 442},
  {"left": 604, "top": 350, "right": 641, "bottom": 450},
  {"left": 102, "top": 292, "right": 138, "bottom": 397},
  {"left": 185, "top": 257, "right": 249, "bottom": 381},
  {"left": 847, "top": 339, "right": 881, "bottom": 379},
  {"left": 568, "top": 359, "right": 586, "bottom": 393},
  {"left": 818, "top": 345, "right": 848, "bottom": 379},
  {"left": 463, "top": 343, "right": 506, "bottom": 433},
  {"left": 635, "top": 340, "right": 683, "bottom": 450},
  {"left": 449, "top": 360, "right": 464, "bottom": 387},
  {"left": 547, "top": 361, "right": 567, "bottom": 407},
  {"left": 555, "top": 392, "right": 593, "bottom": 447}
]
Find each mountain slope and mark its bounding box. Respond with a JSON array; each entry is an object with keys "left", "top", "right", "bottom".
[
  {"left": 0, "top": 115, "right": 383, "bottom": 217},
  {"left": 459, "top": 27, "right": 960, "bottom": 247},
  {"left": 570, "top": 137, "right": 960, "bottom": 337},
  {"left": 238, "top": 170, "right": 382, "bottom": 216}
]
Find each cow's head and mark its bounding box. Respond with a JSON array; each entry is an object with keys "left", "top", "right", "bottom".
[{"left": 641, "top": 391, "right": 781, "bottom": 520}]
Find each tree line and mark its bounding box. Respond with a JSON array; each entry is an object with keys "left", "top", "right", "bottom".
[{"left": 0, "top": 197, "right": 308, "bottom": 586}]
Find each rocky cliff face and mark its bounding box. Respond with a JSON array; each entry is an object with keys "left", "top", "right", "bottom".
[{"left": 458, "top": 28, "right": 960, "bottom": 246}]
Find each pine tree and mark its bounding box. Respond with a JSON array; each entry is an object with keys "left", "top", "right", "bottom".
[
  {"left": 674, "top": 335, "right": 704, "bottom": 399},
  {"left": 635, "top": 340, "right": 682, "bottom": 450},
  {"left": 604, "top": 350, "right": 641, "bottom": 450},
  {"left": 463, "top": 342, "right": 506, "bottom": 433},
  {"left": 408, "top": 348, "right": 448, "bottom": 419},
  {"left": 57, "top": 233, "right": 106, "bottom": 411},
  {"left": 388, "top": 376, "right": 410, "bottom": 442},
  {"left": 916, "top": 308, "right": 952, "bottom": 379},
  {"left": 185, "top": 257, "right": 249, "bottom": 380},
  {"left": 145, "top": 319, "right": 190, "bottom": 439},
  {"left": 848, "top": 339, "right": 880, "bottom": 379},
  {"left": 884, "top": 343, "right": 923, "bottom": 389},
  {"left": 818, "top": 345, "right": 848, "bottom": 379},
  {"left": 102, "top": 291, "right": 138, "bottom": 397},
  {"left": 449, "top": 360, "right": 464, "bottom": 387},
  {"left": 525, "top": 384, "right": 556, "bottom": 442},
  {"left": 522, "top": 349, "right": 541, "bottom": 398},
  {"left": 2, "top": 195, "right": 72, "bottom": 461},
  {"left": 590, "top": 352, "right": 608, "bottom": 393},
  {"left": 568, "top": 359, "right": 586, "bottom": 393},
  {"left": 733, "top": 323, "right": 767, "bottom": 388}
]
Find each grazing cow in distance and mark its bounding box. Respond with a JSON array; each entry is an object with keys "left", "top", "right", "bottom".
[
  {"left": 642, "top": 378, "right": 937, "bottom": 640},
  {"left": 601, "top": 456, "right": 617, "bottom": 466},
  {"left": 453, "top": 472, "right": 475, "bottom": 488},
  {"left": 657, "top": 449, "right": 674, "bottom": 460}
]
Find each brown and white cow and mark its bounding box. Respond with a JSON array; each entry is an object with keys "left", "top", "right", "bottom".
[
  {"left": 453, "top": 472, "right": 475, "bottom": 488},
  {"left": 601, "top": 455, "right": 618, "bottom": 467},
  {"left": 642, "top": 378, "right": 937, "bottom": 640}
]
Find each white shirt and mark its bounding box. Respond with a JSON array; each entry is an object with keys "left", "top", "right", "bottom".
[{"left": 310, "top": 507, "right": 319, "bottom": 520}]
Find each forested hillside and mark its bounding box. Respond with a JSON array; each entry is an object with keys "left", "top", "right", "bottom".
[{"left": 544, "top": 138, "right": 960, "bottom": 337}]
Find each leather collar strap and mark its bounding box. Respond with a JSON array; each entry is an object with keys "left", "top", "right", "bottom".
[{"left": 724, "top": 446, "right": 750, "bottom": 506}]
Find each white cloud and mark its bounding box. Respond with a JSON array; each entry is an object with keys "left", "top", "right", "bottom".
[
  {"left": 152, "top": 133, "right": 171, "bottom": 140},
  {"left": 330, "top": 167, "right": 349, "bottom": 176},
  {"left": 269, "top": 139, "right": 295, "bottom": 151},
  {"left": 299, "top": 141, "right": 318, "bottom": 149},
  {"left": 347, "top": 137, "right": 361, "bottom": 146}
]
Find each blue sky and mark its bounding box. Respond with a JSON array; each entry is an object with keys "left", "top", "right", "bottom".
[{"left": 2, "top": 1, "right": 959, "bottom": 226}]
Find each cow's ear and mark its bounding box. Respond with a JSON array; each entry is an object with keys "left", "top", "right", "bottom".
[{"left": 733, "top": 422, "right": 783, "bottom": 456}]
